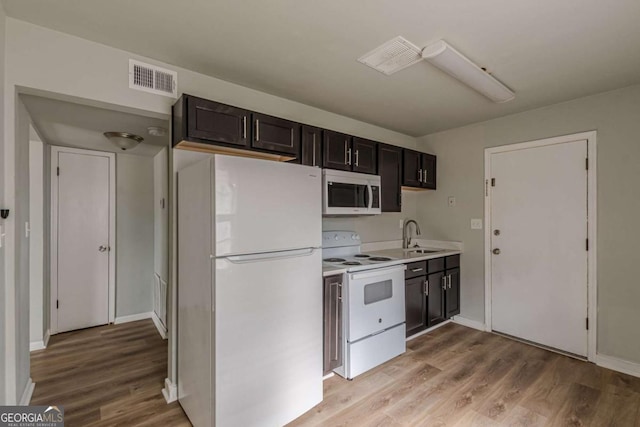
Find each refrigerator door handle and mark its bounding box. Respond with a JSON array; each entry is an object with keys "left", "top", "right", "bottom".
[{"left": 225, "top": 247, "right": 318, "bottom": 263}]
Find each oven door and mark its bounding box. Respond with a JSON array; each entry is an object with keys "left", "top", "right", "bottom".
[{"left": 345, "top": 265, "right": 406, "bottom": 342}]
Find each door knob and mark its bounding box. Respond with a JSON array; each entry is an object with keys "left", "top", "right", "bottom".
[
  {"left": 99, "top": 245, "right": 108, "bottom": 252},
  {"left": 492, "top": 248, "right": 501, "bottom": 255}
]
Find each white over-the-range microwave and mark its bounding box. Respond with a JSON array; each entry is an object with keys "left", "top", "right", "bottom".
[{"left": 322, "top": 169, "right": 381, "bottom": 216}]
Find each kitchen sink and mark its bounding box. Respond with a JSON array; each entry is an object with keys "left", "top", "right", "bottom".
[{"left": 409, "top": 249, "right": 442, "bottom": 254}]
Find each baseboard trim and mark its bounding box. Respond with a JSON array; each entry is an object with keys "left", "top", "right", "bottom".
[
  {"left": 596, "top": 354, "right": 640, "bottom": 379},
  {"left": 162, "top": 378, "right": 178, "bottom": 404},
  {"left": 452, "top": 316, "right": 488, "bottom": 332},
  {"left": 19, "top": 378, "right": 35, "bottom": 405},
  {"left": 151, "top": 312, "right": 168, "bottom": 340},
  {"left": 114, "top": 312, "right": 153, "bottom": 325},
  {"left": 406, "top": 320, "right": 452, "bottom": 341},
  {"left": 30, "top": 329, "right": 51, "bottom": 352},
  {"left": 323, "top": 373, "right": 335, "bottom": 381}
]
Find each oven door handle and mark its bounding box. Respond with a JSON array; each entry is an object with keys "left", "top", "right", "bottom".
[{"left": 349, "top": 264, "right": 406, "bottom": 281}]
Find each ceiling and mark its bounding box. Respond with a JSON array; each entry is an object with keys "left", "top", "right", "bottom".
[
  {"left": 21, "top": 95, "right": 170, "bottom": 157},
  {"left": 5, "top": 0, "right": 640, "bottom": 136}
]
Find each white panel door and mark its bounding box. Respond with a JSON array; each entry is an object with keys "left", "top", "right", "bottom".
[
  {"left": 215, "top": 249, "right": 323, "bottom": 426},
  {"left": 491, "top": 140, "right": 588, "bottom": 356},
  {"left": 56, "top": 151, "right": 111, "bottom": 332},
  {"left": 213, "top": 155, "right": 322, "bottom": 256}
]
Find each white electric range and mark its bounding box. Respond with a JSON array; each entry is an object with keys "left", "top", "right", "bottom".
[{"left": 322, "top": 231, "right": 406, "bottom": 380}]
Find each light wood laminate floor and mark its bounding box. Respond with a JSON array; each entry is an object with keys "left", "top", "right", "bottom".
[
  {"left": 30, "top": 320, "right": 190, "bottom": 426},
  {"left": 31, "top": 321, "right": 640, "bottom": 426},
  {"left": 290, "top": 323, "right": 640, "bottom": 427}
]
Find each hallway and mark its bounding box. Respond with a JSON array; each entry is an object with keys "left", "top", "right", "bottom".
[{"left": 30, "top": 320, "right": 189, "bottom": 426}]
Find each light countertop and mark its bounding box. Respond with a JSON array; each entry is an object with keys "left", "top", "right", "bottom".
[{"left": 322, "top": 240, "right": 462, "bottom": 277}]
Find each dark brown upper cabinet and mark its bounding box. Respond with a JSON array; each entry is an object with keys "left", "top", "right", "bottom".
[
  {"left": 182, "top": 95, "right": 250, "bottom": 147},
  {"left": 251, "top": 112, "right": 300, "bottom": 156},
  {"left": 300, "top": 125, "right": 322, "bottom": 167},
  {"left": 323, "top": 132, "right": 378, "bottom": 175},
  {"left": 351, "top": 137, "right": 378, "bottom": 175},
  {"left": 402, "top": 149, "right": 437, "bottom": 190},
  {"left": 378, "top": 143, "right": 402, "bottom": 212},
  {"left": 323, "top": 130, "right": 352, "bottom": 171}
]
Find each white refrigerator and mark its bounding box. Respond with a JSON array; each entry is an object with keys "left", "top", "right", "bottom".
[{"left": 177, "top": 155, "right": 323, "bottom": 427}]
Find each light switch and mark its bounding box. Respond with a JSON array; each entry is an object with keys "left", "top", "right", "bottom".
[
  {"left": 471, "top": 219, "right": 483, "bottom": 230},
  {"left": 0, "top": 224, "right": 4, "bottom": 248},
  {"left": 448, "top": 197, "right": 456, "bottom": 207},
  {"left": 25, "top": 221, "right": 30, "bottom": 238}
]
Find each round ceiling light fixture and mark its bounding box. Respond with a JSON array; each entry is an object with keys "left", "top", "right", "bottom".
[
  {"left": 147, "top": 126, "right": 168, "bottom": 137},
  {"left": 103, "top": 132, "right": 144, "bottom": 151}
]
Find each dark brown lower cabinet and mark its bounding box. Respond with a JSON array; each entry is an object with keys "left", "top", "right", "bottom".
[
  {"left": 427, "top": 271, "right": 446, "bottom": 326},
  {"left": 404, "top": 255, "right": 461, "bottom": 337},
  {"left": 324, "top": 274, "right": 343, "bottom": 375},
  {"left": 405, "top": 276, "right": 427, "bottom": 337},
  {"left": 445, "top": 267, "right": 461, "bottom": 318}
]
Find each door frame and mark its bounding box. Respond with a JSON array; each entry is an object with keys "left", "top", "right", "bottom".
[
  {"left": 484, "top": 131, "right": 597, "bottom": 361},
  {"left": 50, "top": 146, "right": 116, "bottom": 334}
]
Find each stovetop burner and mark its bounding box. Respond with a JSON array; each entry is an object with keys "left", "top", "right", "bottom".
[
  {"left": 369, "top": 257, "right": 392, "bottom": 262},
  {"left": 354, "top": 254, "right": 370, "bottom": 258},
  {"left": 324, "top": 258, "right": 346, "bottom": 263},
  {"left": 342, "top": 261, "right": 362, "bottom": 266}
]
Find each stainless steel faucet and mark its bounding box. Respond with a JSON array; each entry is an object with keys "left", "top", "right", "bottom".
[{"left": 403, "top": 219, "right": 422, "bottom": 249}]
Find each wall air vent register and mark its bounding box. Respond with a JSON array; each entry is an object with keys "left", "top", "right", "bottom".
[{"left": 129, "top": 59, "right": 177, "bottom": 98}]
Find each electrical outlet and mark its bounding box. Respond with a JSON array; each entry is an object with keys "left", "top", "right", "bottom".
[
  {"left": 399, "top": 219, "right": 404, "bottom": 229},
  {"left": 471, "top": 219, "right": 483, "bottom": 230},
  {"left": 448, "top": 197, "right": 456, "bottom": 207}
]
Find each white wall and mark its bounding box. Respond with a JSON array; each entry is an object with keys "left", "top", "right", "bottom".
[
  {"left": 0, "top": 3, "right": 6, "bottom": 405},
  {"left": 116, "top": 154, "right": 155, "bottom": 318},
  {"left": 28, "top": 139, "right": 44, "bottom": 347},
  {"left": 416, "top": 84, "right": 640, "bottom": 365},
  {"left": 153, "top": 147, "right": 169, "bottom": 281}
]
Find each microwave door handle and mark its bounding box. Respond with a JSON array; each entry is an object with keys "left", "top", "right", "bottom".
[
  {"left": 363, "top": 185, "right": 370, "bottom": 209},
  {"left": 367, "top": 185, "right": 373, "bottom": 209}
]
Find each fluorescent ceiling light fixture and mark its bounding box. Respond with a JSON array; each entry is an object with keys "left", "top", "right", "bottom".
[
  {"left": 421, "top": 40, "right": 515, "bottom": 103},
  {"left": 103, "top": 131, "right": 144, "bottom": 151}
]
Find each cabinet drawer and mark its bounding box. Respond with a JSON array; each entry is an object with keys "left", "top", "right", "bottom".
[
  {"left": 427, "top": 257, "right": 445, "bottom": 273},
  {"left": 405, "top": 261, "right": 427, "bottom": 279},
  {"left": 445, "top": 255, "right": 460, "bottom": 269}
]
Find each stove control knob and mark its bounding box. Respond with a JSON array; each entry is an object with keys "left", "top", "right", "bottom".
[
  {"left": 352, "top": 234, "right": 359, "bottom": 240},
  {"left": 334, "top": 234, "right": 339, "bottom": 240}
]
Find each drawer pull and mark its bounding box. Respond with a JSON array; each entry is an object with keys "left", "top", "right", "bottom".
[{"left": 411, "top": 268, "right": 423, "bottom": 273}]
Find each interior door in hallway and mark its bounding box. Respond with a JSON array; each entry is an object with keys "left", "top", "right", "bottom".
[
  {"left": 490, "top": 139, "right": 588, "bottom": 357},
  {"left": 54, "top": 148, "right": 113, "bottom": 333}
]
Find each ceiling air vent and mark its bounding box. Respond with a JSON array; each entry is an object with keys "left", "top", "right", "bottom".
[
  {"left": 129, "top": 59, "right": 177, "bottom": 98},
  {"left": 357, "top": 36, "right": 423, "bottom": 75}
]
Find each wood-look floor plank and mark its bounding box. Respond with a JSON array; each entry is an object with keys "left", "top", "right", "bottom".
[
  {"left": 33, "top": 320, "right": 640, "bottom": 427},
  {"left": 30, "top": 320, "right": 190, "bottom": 427}
]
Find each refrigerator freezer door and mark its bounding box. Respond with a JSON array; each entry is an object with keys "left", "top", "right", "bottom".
[
  {"left": 215, "top": 249, "right": 323, "bottom": 426},
  {"left": 213, "top": 155, "right": 322, "bottom": 257}
]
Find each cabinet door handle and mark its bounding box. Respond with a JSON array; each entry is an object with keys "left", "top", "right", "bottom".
[
  {"left": 424, "top": 279, "right": 429, "bottom": 296},
  {"left": 242, "top": 116, "right": 247, "bottom": 139},
  {"left": 255, "top": 119, "right": 260, "bottom": 141},
  {"left": 355, "top": 150, "right": 359, "bottom": 167},
  {"left": 442, "top": 276, "right": 447, "bottom": 290},
  {"left": 312, "top": 134, "right": 317, "bottom": 166},
  {"left": 344, "top": 142, "right": 348, "bottom": 165},
  {"left": 423, "top": 169, "right": 427, "bottom": 183},
  {"left": 335, "top": 283, "right": 342, "bottom": 360},
  {"left": 347, "top": 147, "right": 352, "bottom": 165},
  {"left": 449, "top": 275, "right": 452, "bottom": 289},
  {"left": 411, "top": 268, "right": 423, "bottom": 273},
  {"left": 418, "top": 169, "right": 423, "bottom": 183}
]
